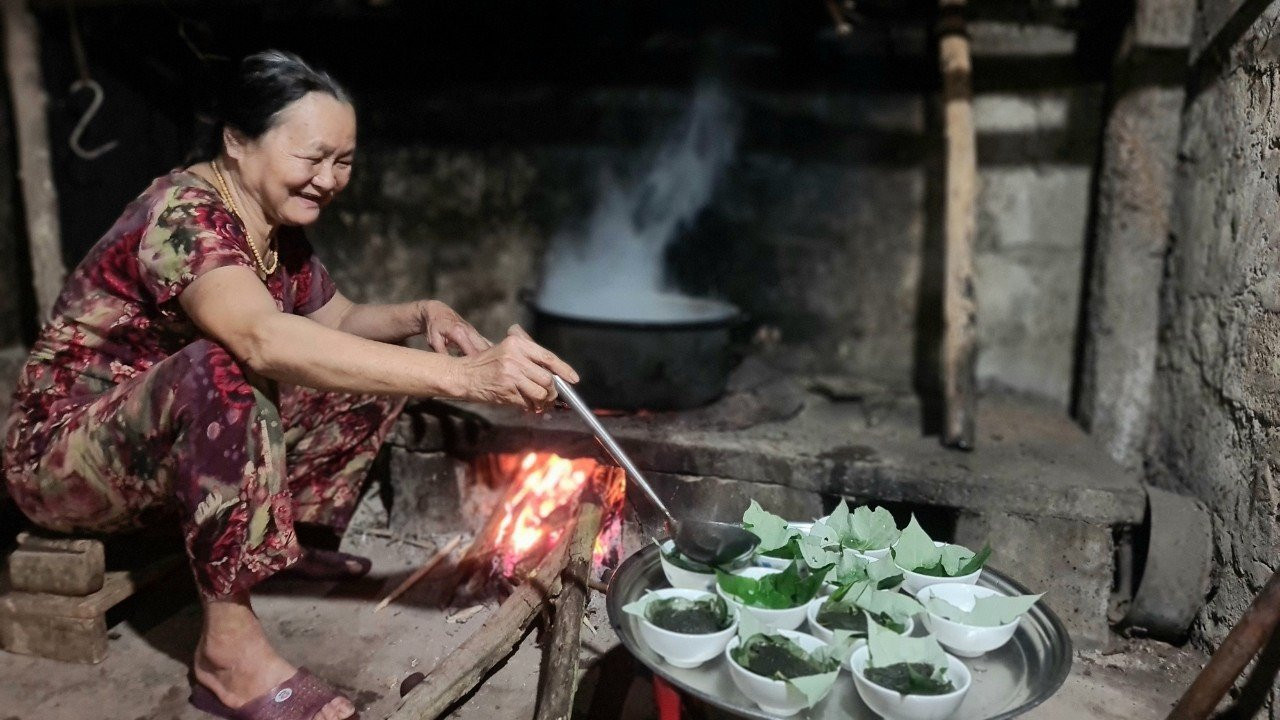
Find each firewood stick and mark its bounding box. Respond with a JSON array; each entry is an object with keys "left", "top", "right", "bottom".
[
  {"left": 390, "top": 506, "right": 584, "bottom": 720},
  {"left": 536, "top": 501, "right": 603, "bottom": 720},
  {"left": 440, "top": 463, "right": 530, "bottom": 601},
  {"left": 374, "top": 535, "right": 462, "bottom": 614},
  {"left": 1168, "top": 570, "right": 1280, "bottom": 719},
  {"left": 938, "top": 0, "right": 978, "bottom": 450}
]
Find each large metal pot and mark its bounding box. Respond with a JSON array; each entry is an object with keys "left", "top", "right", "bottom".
[{"left": 527, "top": 294, "right": 742, "bottom": 411}]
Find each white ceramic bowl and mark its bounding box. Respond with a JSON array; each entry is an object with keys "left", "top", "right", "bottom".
[
  {"left": 725, "top": 629, "right": 833, "bottom": 716},
  {"left": 658, "top": 540, "right": 718, "bottom": 590},
  {"left": 804, "top": 596, "right": 915, "bottom": 669},
  {"left": 915, "top": 583, "right": 1021, "bottom": 657},
  {"left": 716, "top": 566, "right": 810, "bottom": 631},
  {"left": 850, "top": 645, "right": 972, "bottom": 720},
  {"left": 635, "top": 588, "right": 739, "bottom": 668},
  {"left": 894, "top": 542, "right": 982, "bottom": 595},
  {"left": 753, "top": 551, "right": 794, "bottom": 571}
]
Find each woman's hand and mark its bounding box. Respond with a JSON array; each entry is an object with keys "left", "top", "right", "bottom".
[
  {"left": 458, "top": 324, "right": 579, "bottom": 412},
  {"left": 420, "top": 300, "right": 492, "bottom": 356}
]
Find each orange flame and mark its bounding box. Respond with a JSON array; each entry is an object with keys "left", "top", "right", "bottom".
[{"left": 489, "top": 452, "right": 626, "bottom": 576}]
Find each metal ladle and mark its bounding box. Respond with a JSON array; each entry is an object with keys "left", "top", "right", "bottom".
[{"left": 552, "top": 376, "right": 759, "bottom": 566}]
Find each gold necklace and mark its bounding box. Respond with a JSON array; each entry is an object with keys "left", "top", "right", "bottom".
[{"left": 209, "top": 159, "right": 278, "bottom": 276}]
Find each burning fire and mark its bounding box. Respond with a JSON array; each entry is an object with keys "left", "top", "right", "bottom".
[{"left": 489, "top": 452, "right": 626, "bottom": 576}]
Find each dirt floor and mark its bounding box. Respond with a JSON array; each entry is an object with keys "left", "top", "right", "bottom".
[{"left": 0, "top": 533, "right": 1209, "bottom": 720}]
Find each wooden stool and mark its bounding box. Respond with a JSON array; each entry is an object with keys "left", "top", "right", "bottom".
[{"left": 0, "top": 531, "right": 181, "bottom": 663}]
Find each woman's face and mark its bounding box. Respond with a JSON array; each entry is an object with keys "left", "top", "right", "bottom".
[{"left": 227, "top": 91, "right": 356, "bottom": 227}]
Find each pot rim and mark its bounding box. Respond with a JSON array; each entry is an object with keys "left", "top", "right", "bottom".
[{"left": 528, "top": 298, "right": 746, "bottom": 330}]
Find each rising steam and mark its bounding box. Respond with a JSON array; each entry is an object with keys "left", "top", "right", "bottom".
[{"left": 536, "top": 83, "right": 740, "bottom": 323}]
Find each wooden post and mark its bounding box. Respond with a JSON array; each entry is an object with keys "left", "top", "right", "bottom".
[
  {"left": 2, "top": 0, "right": 65, "bottom": 320},
  {"left": 938, "top": 0, "right": 978, "bottom": 450},
  {"left": 535, "top": 500, "right": 602, "bottom": 720}
]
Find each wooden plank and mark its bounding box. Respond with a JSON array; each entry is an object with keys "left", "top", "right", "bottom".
[
  {"left": 2, "top": 0, "right": 66, "bottom": 319},
  {"left": 938, "top": 0, "right": 978, "bottom": 450}
]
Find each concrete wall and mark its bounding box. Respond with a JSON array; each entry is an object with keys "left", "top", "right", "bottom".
[{"left": 1151, "top": 0, "right": 1280, "bottom": 673}]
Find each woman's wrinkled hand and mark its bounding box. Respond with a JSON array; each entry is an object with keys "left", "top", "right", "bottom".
[
  {"left": 420, "top": 300, "right": 493, "bottom": 356},
  {"left": 458, "top": 324, "right": 579, "bottom": 412}
]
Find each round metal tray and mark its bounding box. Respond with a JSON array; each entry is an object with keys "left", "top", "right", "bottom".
[{"left": 606, "top": 545, "right": 1073, "bottom": 719}]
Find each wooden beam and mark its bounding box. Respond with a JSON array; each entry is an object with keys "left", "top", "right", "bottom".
[
  {"left": 2, "top": 0, "right": 65, "bottom": 320},
  {"left": 938, "top": 0, "right": 978, "bottom": 450}
]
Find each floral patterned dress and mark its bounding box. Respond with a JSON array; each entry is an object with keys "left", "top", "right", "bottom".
[{"left": 2, "top": 169, "right": 403, "bottom": 598}]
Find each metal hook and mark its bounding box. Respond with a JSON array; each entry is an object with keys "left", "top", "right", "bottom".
[{"left": 68, "top": 78, "right": 118, "bottom": 161}]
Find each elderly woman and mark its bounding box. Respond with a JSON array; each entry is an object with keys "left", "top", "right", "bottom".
[{"left": 2, "top": 51, "right": 576, "bottom": 720}]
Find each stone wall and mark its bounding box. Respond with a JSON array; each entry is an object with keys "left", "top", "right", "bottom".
[
  {"left": 29, "top": 2, "right": 1110, "bottom": 406},
  {"left": 1151, "top": 0, "right": 1280, "bottom": 674}
]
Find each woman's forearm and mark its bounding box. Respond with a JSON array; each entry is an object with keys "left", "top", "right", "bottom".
[
  {"left": 249, "top": 312, "right": 465, "bottom": 397},
  {"left": 334, "top": 299, "right": 426, "bottom": 343}
]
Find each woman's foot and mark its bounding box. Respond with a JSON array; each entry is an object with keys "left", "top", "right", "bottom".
[
  {"left": 194, "top": 592, "right": 356, "bottom": 720},
  {"left": 279, "top": 548, "right": 371, "bottom": 581}
]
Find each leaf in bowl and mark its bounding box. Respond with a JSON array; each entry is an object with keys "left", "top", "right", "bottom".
[
  {"left": 743, "top": 500, "right": 800, "bottom": 552},
  {"left": 925, "top": 593, "right": 1042, "bottom": 627},
  {"left": 733, "top": 612, "right": 846, "bottom": 708},
  {"left": 891, "top": 516, "right": 992, "bottom": 578},
  {"left": 820, "top": 582, "right": 922, "bottom": 634},
  {"left": 717, "top": 561, "right": 830, "bottom": 610},
  {"left": 731, "top": 633, "right": 836, "bottom": 680},
  {"left": 830, "top": 553, "right": 904, "bottom": 590},
  {"left": 825, "top": 501, "right": 901, "bottom": 552},
  {"left": 864, "top": 616, "right": 956, "bottom": 696}
]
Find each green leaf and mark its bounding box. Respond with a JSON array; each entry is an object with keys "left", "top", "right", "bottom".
[
  {"left": 830, "top": 550, "right": 871, "bottom": 586},
  {"left": 716, "top": 562, "right": 830, "bottom": 610},
  {"left": 926, "top": 593, "right": 1041, "bottom": 627},
  {"left": 787, "top": 670, "right": 841, "bottom": 708},
  {"left": 799, "top": 531, "right": 841, "bottom": 570},
  {"left": 806, "top": 519, "right": 842, "bottom": 550},
  {"left": 867, "top": 557, "right": 905, "bottom": 589},
  {"left": 621, "top": 590, "right": 657, "bottom": 620},
  {"left": 866, "top": 615, "right": 949, "bottom": 673},
  {"left": 938, "top": 544, "right": 975, "bottom": 575},
  {"left": 889, "top": 515, "right": 941, "bottom": 571},
  {"left": 742, "top": 500, "right": 799, "bottom": 552},
  {"left": 848, "top": 506, "right": 900, "bottom": 551},
  {"left": 891, "top": 516, "right": 991, "bottom": 578},
  {"left": 954, "top": 544, "right": 992, "bottom": 576},
  {"left": 819, "top": 584, "right": 921, "bottom": 635},
  {"left": 852, "top": 584, "right": 924, "bottom": 623}
]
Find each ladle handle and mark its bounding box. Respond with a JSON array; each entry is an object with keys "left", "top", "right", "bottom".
[{"left": 552, "top": 376, "right": 677, "bottom": 529}]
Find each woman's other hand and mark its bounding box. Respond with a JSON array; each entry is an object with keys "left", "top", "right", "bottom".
[
  {"left": 420, "top": 300, "right": 492, "bottom": 356},
  {"left": 458, "top": 324, "right": 579, "bottom": 412}
]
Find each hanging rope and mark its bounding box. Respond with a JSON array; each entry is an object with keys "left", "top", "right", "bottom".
[{"left": 65, "top": 4, "right": 118, "bottom": 161}]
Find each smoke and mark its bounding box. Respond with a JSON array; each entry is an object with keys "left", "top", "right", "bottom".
[{"left": 537, "top": 83, "right": 740, "bottom": 323}]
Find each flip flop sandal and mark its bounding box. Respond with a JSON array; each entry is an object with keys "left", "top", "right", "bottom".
[
  {"left": 279, "top": 548, "right": 372, "bottom": 582},
  {"left": 190, "top": 667, "right": 359, "bottom": 720}
]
